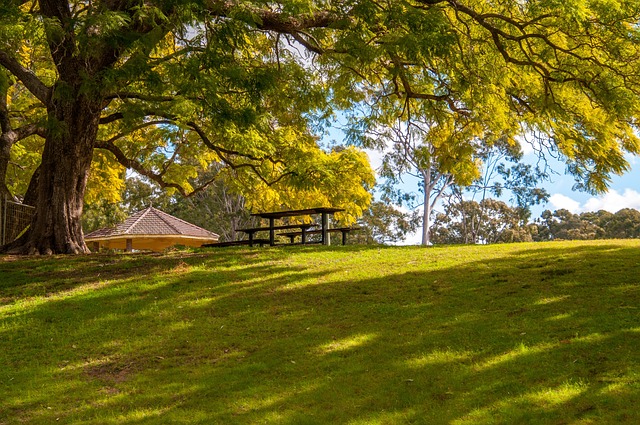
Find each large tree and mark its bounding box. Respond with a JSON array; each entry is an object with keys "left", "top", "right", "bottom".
[
  {"left": 2, "top": 0, "right": 640, "bottom": 254},
  {"left": 0, "top": 0, "right": 374, "bottom": 253}
]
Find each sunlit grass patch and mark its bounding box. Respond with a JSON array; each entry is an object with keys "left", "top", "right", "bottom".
[
  {"left": 546, "top": 312, "right": 574, "bottom": 321},
  {"left": 474, "top": 342, "right": 557, "bottom": 372},
  {"left": 404, "top": 349, "right": 475, "bottom": 368},
  {"left": 535, "top": 295, "right": 571, "bottom": 305},
  {"left": 316, "top": 333, "right": 378, "bottom": 355},
  {"left": 453, "top": 381, "right": 588, "bottom": 425}
]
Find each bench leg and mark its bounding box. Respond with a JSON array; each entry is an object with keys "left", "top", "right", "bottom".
[
  {"left": 249, "top": 232, "right": 255, "bottom": 247},
  {"left": 342, "top": 230, "right": 348, "bottom": 245},
  {"left": 321, "top": 213, "right": 329, "bottom": 245}
]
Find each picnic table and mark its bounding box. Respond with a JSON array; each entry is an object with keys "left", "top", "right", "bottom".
[{"left": 239, "top": 207, "right": 346, "bottom": 246}]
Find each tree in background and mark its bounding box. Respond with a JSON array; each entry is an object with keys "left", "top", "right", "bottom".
[
  {"left": 369, "top": 115, "right": 482, "bottom": 246},
  {"left": 353, "top": 200, "right": 421, "bottom": 245},
  {"left": 3, "top": 0, "right": 640, "bottom": 253},
  {"left": 600, "top": 209, "right": 640, "bottom": 239},
  {"left": 535, "top": 209, "right": 601, "bottom": 241},
  {"left": 534, "top": 208, "right": 640, "bottom": 241},
  {"left": 432, "top": 198, "right": 533, "bottom": 244},
  {"left": 440, "top": 141, "right": 549, "bottom": 243}
]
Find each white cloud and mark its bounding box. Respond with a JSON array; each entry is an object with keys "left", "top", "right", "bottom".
[
  {"left": 517, "top": 135, "right": 535, "bottom": 156},
  {"left": 364, "top": 148, "right": 384, "bottom": 176},
  {"left": 583, "top": 189, "right": 640, "bottom": 212},
  {"left": 548, "top": 193, "right": 582, "bottom": 213},
  {"left": 549, "top": 189, "right": 640, "bottom": 214}
]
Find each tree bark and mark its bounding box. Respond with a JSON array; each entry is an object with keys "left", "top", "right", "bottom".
[
  {"left": 4, "top": 94, "right": 100, "bottom": 254},
  {"left": 0, "top": 134, "right": 13, "bottom": 201}
]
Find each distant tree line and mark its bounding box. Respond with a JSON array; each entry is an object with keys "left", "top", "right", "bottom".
[
  {"left": 534, "top": 208, "right": 640, "bottom": 241},
  {"left": 431, "top": 201, "right": 640, "bottom": 244}
]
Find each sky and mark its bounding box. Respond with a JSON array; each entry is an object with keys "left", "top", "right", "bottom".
[{"left": 362, "top": 143, "right": 640, "bottom": 245}]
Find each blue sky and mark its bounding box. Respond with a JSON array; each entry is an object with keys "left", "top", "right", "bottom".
[
  {"left": 541, "top": 156, "right": 640, "bottom": 215},
  {"left": 362, "top": 144, "right": 640, "bottom": 245}
]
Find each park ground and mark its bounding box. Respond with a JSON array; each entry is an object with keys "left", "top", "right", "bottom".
[{"left": 1, "top": 240, "right": 639, "bottom": 424}]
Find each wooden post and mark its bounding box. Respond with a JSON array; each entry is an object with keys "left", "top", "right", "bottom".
[
  {"left": 269, "top": 217, "right": 275, "bottom": 246},
  {"left": 125, "top": 238, "right": 133, "bottom": 252}
]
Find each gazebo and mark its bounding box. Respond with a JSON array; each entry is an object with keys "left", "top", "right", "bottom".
[{"left": 85, "top": 206, "right": 219, "bottom": 252}]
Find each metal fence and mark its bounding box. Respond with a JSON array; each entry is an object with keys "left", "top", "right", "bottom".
[{"left": 1, "top": 196, "right": 34, "bottom": 245}]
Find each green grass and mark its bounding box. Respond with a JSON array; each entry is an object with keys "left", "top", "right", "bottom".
[{"left": 1, "top": 240, "right": 640, "bottom": 424}]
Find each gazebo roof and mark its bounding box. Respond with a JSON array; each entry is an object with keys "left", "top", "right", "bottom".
[{"left": 85, "top": 206, "right": 219, "bottom": 249}]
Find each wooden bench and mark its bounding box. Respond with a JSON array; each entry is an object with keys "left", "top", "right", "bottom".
[
  {"left": 236, "top": 224, "right": 316, "bottom": 246},
  {"left": 202, "top": 238, "right": 270, "bottom": 248},
  {"left": 278, "top": 227, "right": 360, "bottom": 246}
]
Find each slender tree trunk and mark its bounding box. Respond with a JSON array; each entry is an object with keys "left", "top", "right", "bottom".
[
  {"left": 421, "top": 169, "right": 431, "bottom": 246},
  {"left": 5, "top": 95, "right": 100, "bottom": 254}
]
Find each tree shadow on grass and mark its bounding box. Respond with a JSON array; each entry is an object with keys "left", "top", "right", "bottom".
[{"left": 1, "top": 242, "right": 640, "bottom": 424}]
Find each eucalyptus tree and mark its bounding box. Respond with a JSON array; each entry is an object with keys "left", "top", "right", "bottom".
[
  {"left": 432, "top": 198, "right": 534, "bottom": 244},
  {"left": 353, "top": 200, "right": 421, "bottom": 245},
  {"left": 2, "top": 0, "right": 640, "bottom": 254},
  {"left": 369, "top": 115, "right": 482, "bottom": 246}
]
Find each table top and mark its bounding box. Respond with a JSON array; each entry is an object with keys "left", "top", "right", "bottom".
[
  {"left": 237, "top": 223, "right": 316, "bottom": 232},
  {"left": 251, "top": 207, "right": 345, "bottom": 219}
]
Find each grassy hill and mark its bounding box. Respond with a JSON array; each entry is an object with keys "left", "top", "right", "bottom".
[{"left": 1, "top": 240, "right": 639, "bottom": 424}]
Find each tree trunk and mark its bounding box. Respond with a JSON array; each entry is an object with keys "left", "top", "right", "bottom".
[
  {"left": 0, "top": 90, "right": 17, "bottom": 202},
  {"left": 0, "top": 135, "right": 13, "bottom": 201},
  {"left": 4, "top": 95, "right": 100, "bottom": 254},
  {"left": 421, "top": 170, "right": 432, "bottom": 246}
]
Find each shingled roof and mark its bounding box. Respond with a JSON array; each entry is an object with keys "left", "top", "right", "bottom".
[{"left": 85, "top": 206, "right": 219, "bottom": 251}]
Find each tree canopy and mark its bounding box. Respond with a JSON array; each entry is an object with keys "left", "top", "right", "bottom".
[{"left": 2, "top": 0, "right": 640, "bottom": 253}]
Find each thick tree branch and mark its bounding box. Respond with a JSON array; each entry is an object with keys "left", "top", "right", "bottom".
[
  {"left": 95, "top": 139, "right": 191, "bottom": 197},
  {"left": 0, "top": 50, "right": 51, "bottom": 104},
  {"left": 12, "top": 123, "right": 46, "bottom": 141},
  {"left": 389, "top": 55, "right": 469, "bottom": 115},
  {"left": 102, "top": 120, "right": 173, "bottom": 145},
  {"left": 206, "top": 1, "right": 341, "bottom": 32},
  {"left": 186, "top": 120, "right": 284, "bottom": 165}
]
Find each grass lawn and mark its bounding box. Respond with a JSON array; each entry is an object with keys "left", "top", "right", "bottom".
[{"left": 1, "top": 240, "right": 639, "bottom": 424}]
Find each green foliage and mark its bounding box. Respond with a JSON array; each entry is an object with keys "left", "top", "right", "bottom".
[
  {"left": 353, "top": 200, "right": 421, "bottom": 245},
  {"left": 433, "top": 198, "right": 534, "bottom": 244},
  {"left": 535, "top": 208, "right": 640, "bottom": 241},
  {"left": 337, "top": 0, "right": 640, "bottom": 193}
]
